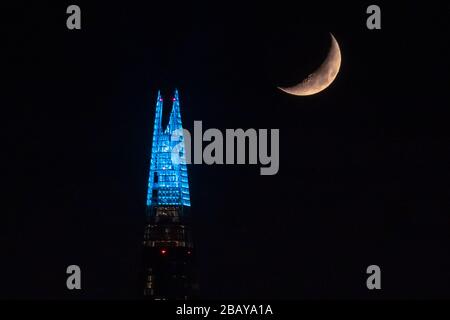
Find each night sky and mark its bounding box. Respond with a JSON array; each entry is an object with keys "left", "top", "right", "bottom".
[{"left": 3, "top": 2, "right": 450, "bottom": 299}]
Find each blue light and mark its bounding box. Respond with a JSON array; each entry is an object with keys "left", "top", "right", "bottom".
[{"left": 146, "top": 90, "right": 191, "bottom": 208}]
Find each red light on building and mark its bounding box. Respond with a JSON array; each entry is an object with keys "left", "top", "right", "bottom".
[
  {"left": 160, "top": 249, "right": 167, "bottom": 255},
  {"left": 187, "top": 250, "right": 191, "bottom": 255}
]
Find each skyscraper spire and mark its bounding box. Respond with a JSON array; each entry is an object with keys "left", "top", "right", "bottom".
[
  {"left": 146, "top": 90, "right": 191, "bottom": 208},
  {"left": 146, "top": 90, "right": 164, "bottom": 207},
  {"left": 165, "top": 89, "right": 182, "bottom": 134},
  {"left": 154, "top": 90, "right": 163, "bottom": 133}
]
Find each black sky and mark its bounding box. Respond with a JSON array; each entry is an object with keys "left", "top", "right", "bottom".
[{"left": 3, "top": 1, "right": 450, "bottom": 299}]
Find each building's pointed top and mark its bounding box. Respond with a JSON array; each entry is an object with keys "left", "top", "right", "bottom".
[
  {"left": 146, "top": 89, "right": 190, "bottom": 208},
  {"left": 157, "top": 90, "right": 163, "bottom": 102},
  {"left": 157, "top": 91, "right": 163, "bottom": 102},
  {"left": 173, "top": 89, "right": 179, "bottom": 101},
  {"left": 153, "top": 90, "right": 163, "bottom": 135},
  {"left": 167, "top": 89, "right": 182, "bottom": 132}
]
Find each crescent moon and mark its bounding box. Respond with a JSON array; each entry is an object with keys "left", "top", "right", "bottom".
[{"left": 278, "top": 33, "right": 341, "bottom": 96}]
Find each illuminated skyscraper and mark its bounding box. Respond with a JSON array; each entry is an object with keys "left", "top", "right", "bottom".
[
  {"left": 142, "top": 90, "right": 197, "bottom": 299},
  {"left": 146, "top": 89, "right": 190, "bottom": 208}
]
